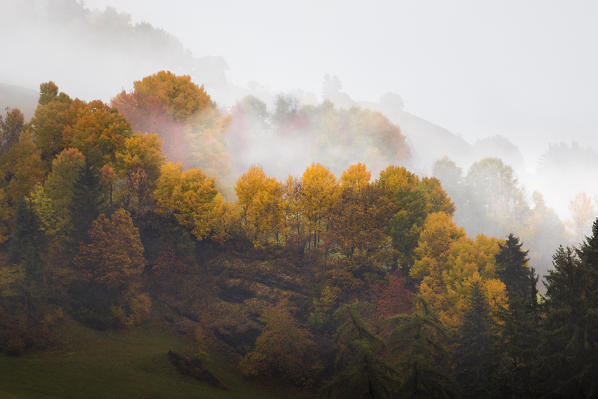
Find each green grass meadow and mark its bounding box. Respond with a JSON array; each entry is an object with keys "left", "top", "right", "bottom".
[{"left": 0, "top": 322, "right": 300, "bottom": 399}]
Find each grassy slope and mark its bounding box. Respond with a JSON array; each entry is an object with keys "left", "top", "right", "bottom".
[{"left": 0, "top": 320, "right": 300, "bottom": 399}]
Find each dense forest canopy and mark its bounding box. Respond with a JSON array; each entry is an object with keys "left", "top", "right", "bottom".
[{"left": 0, "top": 72, "right": 597, "bottom": 398}]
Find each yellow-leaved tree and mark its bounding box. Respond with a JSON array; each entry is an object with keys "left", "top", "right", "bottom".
[
  {"left": 282, "top": 176, "right": 306, "bottom": 249},
  {"left": 339, "top": 163, "right": 371, "bottom": 192},
  {"left": 300, "top": 163, "right": 338, "bottom": 249},
  {"left": 235, "top": 166, "right": 283, "bottom": 246},
  {"left": 154, "top": 162, "right": 225, "bottom": 242},
  {"left": 328, "top": 163, "right": 388, "bottom": 258},
  {"left": 411, "top": 212, "right": 507, "bottom": 329}
]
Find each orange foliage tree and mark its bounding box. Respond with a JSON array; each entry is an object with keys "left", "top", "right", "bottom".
[
  {"left": 75, "top": 209, "right": 145, "bottom": 286},
  {"left": 240, "top": 302, "right": 319, "bottom": 386},
  {"left": 112, "top": 71, "right": 230, "bottom": 182}
]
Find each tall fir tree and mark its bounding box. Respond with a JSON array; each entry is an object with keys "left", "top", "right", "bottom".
[
  {"left": 495, "top": 234, "right": 539, "bottom": 398},
  {"left": 496, "top": 234, "right": 530, "bottom": 298},
  {"left": 578, "top": 218, "right": 598, "bottom": 296},
  {"left": 537, "top": 219, "right": 598, "bottom": 398},
  {"left": 455, "top": 281, "right": 499, "bottom": 399},
  {"left": 539, "top": 246, "right": 591, "bottom": 397},
  {"left": 568, "top": 217, "right": 598, "bottom": 397}
]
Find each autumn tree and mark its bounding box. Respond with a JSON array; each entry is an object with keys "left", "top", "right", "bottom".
[
  {"left": 374, "top": 272, "right": 413, "bottom": 318},
  {"left": 73, "top": 209, "right": 149, "bottom": 328},
  {"left": 115, "top": 133, "right": 165, "bottom": 218},
  {"left": 282, "top": 176, "right": 306, "bottom": 250},
  {"left": 0, "top": 108, "right": 24, "bottom": 154},
  {"left": 38, "top": 81, "right": 59, "bottom": 106},
  {"left": 411, "top": 213, "right": 507, "bottom": 329},
  {"left": 379, "top": 166, "right": 454, "bottom": 273},
  {"left": 69, "top": 100, "right": 133, "bottom": 167},
  {"left": 240, "top": 302, "right": 319, "bottom": 386},
  {"left": 112, "top": 71, "right": 213, "bottom": 130},
  {"left": 300, "top": 163, "right": 338, "bottom": 249},
  {"left": 183, "top": 108, "right": 232, "bottom": 183},
  {"left": 410, "top": 212, "right": 465, "bottom": 282},
  {"left": 419, "top": 177, "right": 455, "bottom": 216},
  {"left": 30, "top": 82, "right": 132, "bottom": 169},
  {"left": 235, "top": 166, "right": 283, "bottom": 246},
  {"left": 75, "top": 209, "right": 145, "bottom": 286},
  {"left": 112, "top": 71, "right": 230, "bottom": 181},
  {"left": 154, "top": 162, "right": 225, "bottom": 242},
  {"left": 30, "top": 83, "right": 82, "bottom": 162},
  {"left": 328, "top": 163, "right": 389, "bottom": 258}
]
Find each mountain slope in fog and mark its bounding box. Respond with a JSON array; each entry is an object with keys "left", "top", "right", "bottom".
[
  {"left": 391, "top": 110, "right": 472, "bottom": 174},
  {"left": 0, "top": 0, "right": 230, "bottom": 102},
  {"left": 0, "top": 84, "right": 38, "bottom": 119}
]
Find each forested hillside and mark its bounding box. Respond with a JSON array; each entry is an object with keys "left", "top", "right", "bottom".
[{"left": 1, "top": 72, "right": 597, "bottom": 398}]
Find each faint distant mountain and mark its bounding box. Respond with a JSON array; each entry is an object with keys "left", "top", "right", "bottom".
[
  {"left": 356, "top": 94, "right": 468, "bottom": 173},
  {"left": 0, "top": 0, "right": 232, "bottom": 103},
  {"left": 392, "top": 111, "right": 472, "bottom": 173},
  {"left": 362, "top": 92, "right": 524, "bottom": 174},
  {"left": 471, "top": 135, "right": 525, "bottom": 171},
  {"left": 0, "top": 83, "right": 38, "bottom": 119}
]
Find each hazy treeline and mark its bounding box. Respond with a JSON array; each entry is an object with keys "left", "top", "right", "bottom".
[{"left": 226, "top": 95, "right": 410, "bottom": 180}]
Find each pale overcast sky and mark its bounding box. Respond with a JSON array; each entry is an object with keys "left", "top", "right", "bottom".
[{"left": 81, "top": 0, "right": 598, "bottom": 155}]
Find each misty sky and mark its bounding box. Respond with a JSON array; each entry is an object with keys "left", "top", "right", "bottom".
[{"left": 82, "top": 0, "right": 598, "bottom": 158}]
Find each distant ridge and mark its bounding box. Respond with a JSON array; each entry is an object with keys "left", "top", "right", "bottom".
[{"left": 0, "top": 83, "right": 37, "bottom": 119}]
